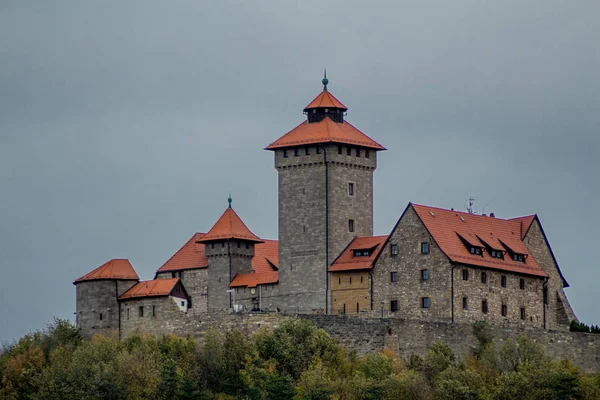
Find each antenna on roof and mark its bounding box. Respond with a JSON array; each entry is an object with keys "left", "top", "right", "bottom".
[
  {"left": 322, "top": 68, "right": 328, "bottom": 91},
  {"left": 228, "top": 193, "right": 232, "bottom": 208},
  {"left": 466, "top": 197, "right": 476, "bottom": 214}
]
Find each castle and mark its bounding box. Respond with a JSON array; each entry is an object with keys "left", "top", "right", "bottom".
[{"left": 74, "top": 76, "right": 577, "bottom": 340}]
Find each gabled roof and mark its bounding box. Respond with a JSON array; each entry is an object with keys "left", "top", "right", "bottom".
[
  {"left": 508, "top": 215, "right": 536, "bottom": 240},
  {"left": 253, "top": 239, "right": 278, "bottom": 273},
  {"left": 119, "top": 278, "right": 183, "bottom": 300},
  {"left": 411, "top": 204, "right": 547, "bottom": 278},
  {"left": 303, "top": 90, "right": 347, "bottom": 111},
  {"left": 329, "top": 236, "right": 388, "bottom": 272},
  {"left": 156, "top": 233, "right": 208, "bottom": 273},
  {"left": 265, "top": 118, "right": 385, "bottom": 150},
  {"left": 74, "top": 259, "right": 139, "bottom": 284},
  {"left": 197, "top": 207, "right": 263, "bottom": 243},
  {"left": 229, "top": 271, "right": 279, "bottom": 288}
]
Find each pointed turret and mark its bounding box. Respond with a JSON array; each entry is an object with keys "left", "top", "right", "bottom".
[{"left": 197, "top": 198, "right": 263, "bottom": 244}]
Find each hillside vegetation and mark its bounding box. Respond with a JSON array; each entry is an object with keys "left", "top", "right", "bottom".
[{"left": 1, "top": 318, "right": 599, "bottom": 399}]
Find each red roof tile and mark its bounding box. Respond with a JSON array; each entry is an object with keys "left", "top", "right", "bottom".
[
  {"left": 74, "top": 259, "right": 139, "bottom": 284},
  {"left": 253, "top": 239, "right": 278, "bottom": 273},
  {"left": 229, "top": 271, "right": 279, "bottom": 288},
  {"left": 411, "top": 204, "right": 547, "bottom": 278},
  {"left": 330, "top": 236, "right": 388, "bottom": 272},
  {"left": 509, "top": 215, "right": 536, "bottom": 239},
  {"left": 265, "top": 118, "right": 385, "bottom": 150},
  {"left": 197, "top": 207, "right": 263, "bottom": 243},
  {"left": 156, "top": 233, "right": 208, "bottom": 273},
  {"left": 304, "top": 90, "right": 347, "bottom": 111},
  {"left": 119, "top": 278, "right": 181, "bottom": 300}
]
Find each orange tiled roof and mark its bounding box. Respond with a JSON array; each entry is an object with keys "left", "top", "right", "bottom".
[
  {"left": 509, "top": 215, "right": 536, "bottom": 239},
  {"left": 156, "top": 233, "right": 208, "bottom": 273},
  {"left": 229, "top": 271, "right": 279, "bottom": 288},
  {"left": 74, "top": 259, "right": 139, "bottom": 284},
  {"left": 411, "top": 204, "right": 548, "bottom": 278},
  {"left": 119, "top": 278, "right": 180, "bottom": 300},
  {"left": 329, "top": 236, "right": 388, "bottom": 272},
  {"left": 197, "top": 207, "right": 263, "bottom": 243},
  {"left": 304, "top": 90, "right": 347, "bottom": 111},
  {"left": 265, "top": 118, "right": 385, "bottom": 150},
  {"left": 253, "top": 239, "right": 278, "bottom": 273}
]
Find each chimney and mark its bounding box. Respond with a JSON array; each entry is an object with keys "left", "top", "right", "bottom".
[{"left": 490, "top": 213, "right": 495, "bottom": 218}]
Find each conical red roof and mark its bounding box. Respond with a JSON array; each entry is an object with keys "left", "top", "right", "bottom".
[
  {"left": 304, "top": 90, "right": 347, "bottom": 111},
  {"left": 74, "top": 259, "right": 139, "bottom": 284},
  {"left": 197, "top": 207, "right": 263, "bottom": 243}
]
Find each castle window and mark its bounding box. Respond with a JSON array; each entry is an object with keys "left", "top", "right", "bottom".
[
  {"left": 152, "top": 305, "right": 156, "bottom": 317},
  {"left": 348, "top": 219, "right": 354, "bottom": 232},
  {"left": 357, "top": 303, "right": 359, "bottom": 313},
  {"left": 482, "top": 300, "right": 488, "bottom": 314},
  {"left": 512, "top": 253, "right": 525, "bottom": 262},
  {"left": 211, "top": 243, "right": 214, "bottom": 249},
  {"left": 520, "top": 278, "right": 525, "bottom": 290},
  {"left": 346, "top": 147, "right": 351, "bottom": 156},
  {"left": 501, "top": 304, "right": 508, "bottom": 317},
  {"left": 354, "top": 250, "right": 370, "bottom": 257},
  {"left": 481, "top": 272, "right": 487, "bottom": 284},
  {"left": 222, "top": 242, "right": 225, "bottom": 248},
  {"left": 316, "top": 147, "right": 321, "bottom": 154},
  {"left": 246, "top": 243, "right": 249, "bottom": 249},
  {"left": 520, "top": 307, "right": 526, "bottom": 320},
  {"left": 421, "top": 297, "right": 430, "bottom": 309},
  {"left": 421, "top": 269, "right": 429, "bottom": 281},
  {"left": 294, "top": 148, "right": 299, "bottom": 156},
  {"left": 180, "top": 271, "right": 184, "bottom": 279},
  {"left": 462, "top": 297, "right": 468, "bottom": 310},
  {"left": 338, "top": 277, "right": 341, "bottom": 284},
  {"left": 361, "top": 276, "right": 363, "bottom": 283},
  {"left": 172, "top": 272, "right": 176, "bottom": 278},
  {"left": 181, "top": 301, "right": 185, "bottom": 307},
  {"left": 391, "top": 244, "right": 398, "bottom": 256},
  {"left": 338, "top": 145, "right": 342, "bottom": 154},
  {"left": 283, "top": 149, "right": 288, "bottom": 158},
  {"left": 365, "top": 149, "right": 370, "bottom": 159},
  {"left": 355, "top": 148, "right": 360, "bottom": 157},
  {"left": 348, "top": 182, "right": 354, "bottom": 196},
  {"left": 349, "top": 277, "right": 352, "bottom": 284},
  {"left": 469, "top": 246, "right": 483, "bottom": 256},
  {"left": 391, "top": 300, "right": 398, "bottom": 312},
  {"left": 238, "top": 241, "right": 241, "bottom": 248},
  {"left": 490, "top": 250, "right": 503, "bottom": 259},
  {"left": 305, "top": 147, "right": 310, "bottom": 155},
  {"left": 127, "top": 308, "right": 130, "bottom": 319},
  {"left": 99, "top": 313, "right": 102, "bottom": 321},
  {"left": 462, "top": 269, "right": 469, "bottom": 281},
  {"left": 501, "top": 275, "right": 507, "bottom": 288},
  {"left": 139, "top": 306, "right": 144, "bottom": 318},
  {"left": 390, "top": 271, "right": 399, "bottom": 282},
  {"left": 421, "top": 242, "right": 430, "bottom": 254}
]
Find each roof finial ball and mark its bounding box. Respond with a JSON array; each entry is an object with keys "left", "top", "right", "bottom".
[
  {"left": 228, "top": 193, "right": 232, "bottom": 208},
  {"left": 322, "top": 68, "right": 329, "bottom": 91}
]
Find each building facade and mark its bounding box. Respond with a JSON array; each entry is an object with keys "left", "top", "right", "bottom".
[{"left": 74, "top": 77, "right": 577, "bottom": 338}]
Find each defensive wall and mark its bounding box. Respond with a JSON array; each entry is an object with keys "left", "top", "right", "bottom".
[{"left": 119, "top": 308, "right": 600, "bottom": 373}]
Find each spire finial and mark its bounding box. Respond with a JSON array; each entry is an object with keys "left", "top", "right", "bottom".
[
  {"left": 322, "top": 68, "right": 328, "bottom": 91},
  {"left": 228, "top": 193, "right": 232, "bottom": 208}
]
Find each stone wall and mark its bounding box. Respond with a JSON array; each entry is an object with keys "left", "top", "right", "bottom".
[
  {"left": 156, "top": 269, "right": 208, "bottom": 314},
  {"left": 524, "top": 219, "right": 576, "bottom": 330},
  {"left": 75, "top": 279, "right": 138, "bottom": 338},
  {"left": 274, "top": 143, "right": 377, "bottom": 314}
]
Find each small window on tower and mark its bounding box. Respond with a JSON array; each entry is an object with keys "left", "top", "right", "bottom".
[
  {"left": 348, "top": 182, "right": 354, "bottom": 196},
  {"left": 520, "top": 278, "right": 525, "bottom": 290},
  {"left": 462, "top": 269, "right": 469, "bottom": 281},
  {"left": 391, "top": 244, "right": 399, "bottom": 256},
  {"left": 283, "top": 149, "right": 288, "bottom": 158},
  {"left": 365, "top": 149, "right": 370, "bottom": 159},
  {"left": 421, "top": 269, "right": 429, "bottom": 281},
  {"left": 481, "top": 272, "right": 487, "bottom": 284},
  {"left": 305, "top": 147, "right": 310, "bottom": 155},
  {"left": 348, "top": 219, "right": 355, "bottom": 232},
  {"left": 294, "top": 148, "right": 299, "bottom": 156},
  {"left": 421, "top": 242, "right": 430, "bottom": 254},
  {"left": 355, "top": 148, "right": 360, "bottom": 157},
  {"left": 391, "top": 300, "right": 398, "bottom": 312},
  {"left": 390, "top": 271, "right": 399, "bottom": 282},
  {"left": 347, "top": 147, "right": 351, "bottom": 156},
  {"left": 316, "top": 147, "right": 321, "bottom": 154},
  {"left": 462, "top": 297, "right": 468, "bottom": 310},
  {"left": 482, "top": 300, "right": 488, "bottom": 314},
  {"left": 520, "top": 307, "right": 526, "bottom": 320},
  {"left": 501, "top": 304, "right": 508, "bottom": 317},
  {"left": 99, "top": 313, "right": 103, "bottom": 321},
  {"left": 421, "top": 297, "right": 430, "bottom": 309},
  {"left": 501, "top": 275, "right": 507, "bottom": 288},
  {"left": 338, "top": 145, "right": 342, "bottom": 154},
  {"left": 139, "top": 306, "right": 144, "bottom": 318}
]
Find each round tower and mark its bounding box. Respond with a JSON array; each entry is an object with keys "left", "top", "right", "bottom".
[{"left": 73, "top": 259, "right": 139, "bottom": 338}]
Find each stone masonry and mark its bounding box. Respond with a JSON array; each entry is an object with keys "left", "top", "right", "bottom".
[{"left": 156, "top": 268, "right": 208, "bottom": 314}]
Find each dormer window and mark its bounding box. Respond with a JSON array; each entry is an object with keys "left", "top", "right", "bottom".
[
  {"left": 469, "top": 246, "right": 483, "bottom": 256},
  {"left": 490, "top": 250, "right": 504, "bottom": 259},
  {"left": 513, "top": 254, "right": 525, "bottom": 263},
  {"left": 353, "top": 249, "right": 371, "bottom": 257}
]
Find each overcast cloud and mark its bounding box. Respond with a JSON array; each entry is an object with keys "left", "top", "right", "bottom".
[{"left": 1, "top": 1, "right": 598, "bottom": 341}]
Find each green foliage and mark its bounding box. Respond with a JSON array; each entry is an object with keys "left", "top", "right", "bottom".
[
  {"left": 571, "top": 320, "right": 600, "bottom": 334},
  {"left": 0, "top": 317, "right": 597, "bottom": 399}
]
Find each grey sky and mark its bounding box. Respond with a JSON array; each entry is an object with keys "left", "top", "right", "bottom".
[{"left": 1, "top": 1, "right": 598, "bottom": 341}]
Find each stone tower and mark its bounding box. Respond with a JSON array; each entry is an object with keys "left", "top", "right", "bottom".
[
  {"left": 266, "top": 75, "right": 385, "bottom": 313},
  {"left": 197, "top": 198, "right": 264, "bottom": 312},
  {"left": 73, "top": 259, "right": 139, "bottom": 338}
]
